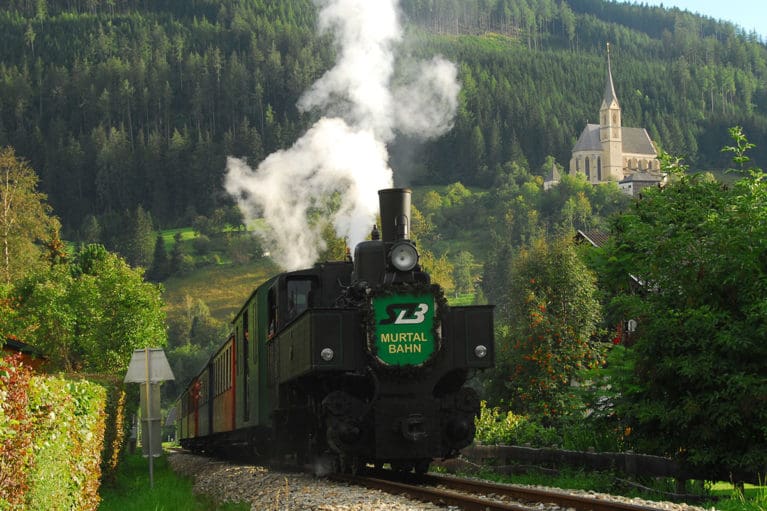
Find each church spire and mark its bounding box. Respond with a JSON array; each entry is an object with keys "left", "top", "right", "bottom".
[
  {"left": 602, "top": 42, "right": 619, "bottom": 109},
  {"left": 599, "top": 42, "right": 623, "bottom": 182}
]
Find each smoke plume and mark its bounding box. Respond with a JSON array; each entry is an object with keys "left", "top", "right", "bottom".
[{"left": 224, "top": 0, "right": 460, "bottom": 270}]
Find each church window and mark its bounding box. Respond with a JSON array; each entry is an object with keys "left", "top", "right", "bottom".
[
  {"left": 597, "top": 157, "right": 602, "bottom": 181},
  {"left": 585, "top": 157, "right": 590, "bottom": 178}
]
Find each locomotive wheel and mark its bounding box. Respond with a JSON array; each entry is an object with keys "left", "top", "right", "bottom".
[
  {"left": 312, "top": 453, "right": 338, "bottom": 477},
  {"left": 414, "top": 459, "right": 431, "bottom": 475},
  {"left": 391, "top": 461, "right": 414, "bottom": 473},
  {"left": 350, "top": 457, "right": 365, "bottom": 476}
]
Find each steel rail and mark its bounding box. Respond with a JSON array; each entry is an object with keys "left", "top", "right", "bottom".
[
  {"left": 420, "top": 473, "right": 668, "bottom": 511},
  {"left": 330, "top": 472, "right": 536, "bottom": 511},
  {"left": 331, "top": 471, "right": 670, "bottom": 511}
]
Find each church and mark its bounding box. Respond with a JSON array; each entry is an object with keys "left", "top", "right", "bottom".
[{"left": 569, "top": 46, "right": 660, "bottom": 185}]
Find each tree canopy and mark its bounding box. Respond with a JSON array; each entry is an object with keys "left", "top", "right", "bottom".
[
  {"left": 0, "top": 146, "right": 60, "bottom": 284},
  {"left": 0, "top": 0, "right": 765, "bottom": 237},
  {"left": 599, "top": 128, "right": 767, "bottom": 477},
  {"left": 6, "top": 244, "right": 167, "bottom": 374}
]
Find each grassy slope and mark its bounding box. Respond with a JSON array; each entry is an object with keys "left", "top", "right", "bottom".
[{"left": 162, "top": 260, "right": 279, "bottom": 324}]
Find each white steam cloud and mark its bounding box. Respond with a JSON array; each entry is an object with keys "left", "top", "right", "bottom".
[{"left": 224, "top": 0, "right": 460, "bottom": 270}]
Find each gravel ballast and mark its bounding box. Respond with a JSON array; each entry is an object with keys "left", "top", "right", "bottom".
[{"left": 167, "top": 452, "right": 717, "bottom": 511}]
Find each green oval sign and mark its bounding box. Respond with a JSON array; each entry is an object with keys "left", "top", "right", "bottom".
[{"left": 371, "top": 293, "right": 436, "bottom": 365}]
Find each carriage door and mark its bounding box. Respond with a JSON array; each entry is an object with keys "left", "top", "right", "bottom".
[{"left": 242, "top": 309, "right": 250, "bottom": 422}]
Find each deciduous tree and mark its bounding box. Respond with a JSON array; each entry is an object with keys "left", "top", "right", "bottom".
[
  {"left": 0, "top": 147, "right": 60, "bottom": 284},
  {"left": 8, "top": 244, "right": 167, "bottom": 374},
  {"left": 490, "top": 235, "right": 602, "bottom": 419},
  {"left": 603, "top": 128, "right": 767, "bottom": 479}
]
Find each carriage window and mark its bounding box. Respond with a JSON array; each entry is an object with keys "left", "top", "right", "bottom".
[{"left": 286, "top": 278, "right": 314, "bottom": 321}]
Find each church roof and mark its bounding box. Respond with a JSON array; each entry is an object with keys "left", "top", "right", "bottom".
[{"left": 572, "top": 124, "right": 657, "bottom": 156}]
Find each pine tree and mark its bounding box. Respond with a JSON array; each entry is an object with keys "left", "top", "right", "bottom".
[{"left": 148, "top": 233, "right": 169, "bottom": 282}]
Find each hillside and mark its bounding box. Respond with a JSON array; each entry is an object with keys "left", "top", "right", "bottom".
[
  {"left": 162, "top": 259, "right": 278, "bottom": 324},
  {"left": 0, "top": 0, "right": 765, "bottom": 237}
]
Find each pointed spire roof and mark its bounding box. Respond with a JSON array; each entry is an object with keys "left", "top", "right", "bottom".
[
  {"left": 602, "top": 42, "right": 619, "bottom": 109},
  {"left": 545, "top": 161, "right": 560, "bottom": 183}
]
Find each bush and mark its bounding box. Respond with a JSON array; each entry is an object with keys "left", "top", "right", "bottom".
[
  {"left": 192, "top": 234, "right": 213, "bottom": 255},
  {"left": 0, "top": 355, "right": 131, "bottom": 510},
  {"left": 26, "top": 376, "right": 106, "bottom": 510},
  {"left": 474, "top": 401, "right": 560, "bottom": 447},
  {"left": 85, "top": 375, "right": 135, "bottom": 483},
  {"left": 0, "top": 354, "right": 34, "bottom": 510}
]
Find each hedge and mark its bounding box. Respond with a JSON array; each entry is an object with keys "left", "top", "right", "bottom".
[{"left": 0, "top": 355, "right": 132, "bottom": 510}]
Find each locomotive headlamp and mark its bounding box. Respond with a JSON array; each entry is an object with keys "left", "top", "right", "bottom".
[
  {"left": 320, "top": 348, "right": 335, "bottom": 362},
  {"left": 390, "top": 241, "right": 418, "bottom": 271},
  {"left": 474, "top": 345, "right": 488, "bottom": 359}
]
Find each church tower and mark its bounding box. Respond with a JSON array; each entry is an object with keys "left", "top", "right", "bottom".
[{"left": 599, "top": 43, "right": 623, "bottom": 181}]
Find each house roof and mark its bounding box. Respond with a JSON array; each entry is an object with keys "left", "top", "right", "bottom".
[
  {"left": 3, "top": 337, "right": 46, "bottom": 358},
  {"left": 575, "top": 229, "right": 610, "bottom": 248},
  {"left": 572, "top": 125, "right": 657, "bottom": 156},
  {"left": 619, "top": 172, "right": 663, "bottom": 184}
]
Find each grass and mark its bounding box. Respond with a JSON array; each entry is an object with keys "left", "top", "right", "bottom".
[
  {"left": 98, "top": 453, "right": 249, "bottom": 511},
  {"left": 163, "top": 259, "right": 278, "bottom": 323},
  {"left": 710, "top": 481, "right": 767, "bottom": 511},
  {"left": 460, "top": 466, "right": 767, "bottom": 511}
]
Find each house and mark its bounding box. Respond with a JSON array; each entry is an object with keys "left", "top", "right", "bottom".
[
  {"left": 618, "top": 172, "right": 666, "bottom": 197},
  {"left": 543, "top": 161, "right": 561, "bottom": 190},
  {"left": 2, "top": 336, "right": 47, "bottom": 371}
]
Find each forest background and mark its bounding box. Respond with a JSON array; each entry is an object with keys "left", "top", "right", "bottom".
[{"left": 2, "top": 0, "right": 767, "bottom": 484}]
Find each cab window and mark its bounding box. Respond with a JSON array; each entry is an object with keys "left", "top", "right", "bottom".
[{"left": 286, "top": 278, "right": 314, "bottom": 321}]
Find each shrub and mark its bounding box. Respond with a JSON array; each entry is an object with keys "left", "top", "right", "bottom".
[
  {"left": 474, "top": 401, "right": 560, "bottom": 447},
  {"left": 26, "top": 376, "right": 106, "bottom": 511},
  {"left": 0, "top": 355, "right": 128, "bottom": 510},
  {"left": 0, "top": 354, "right": 34, "bottom": 510},
  {"left": 192, "top": 234, "right": 212, "bottom": 255}
]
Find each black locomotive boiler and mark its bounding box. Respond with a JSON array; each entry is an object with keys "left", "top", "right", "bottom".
[{"left": 177, "top": 188, "right": 494, "bottom": 474}]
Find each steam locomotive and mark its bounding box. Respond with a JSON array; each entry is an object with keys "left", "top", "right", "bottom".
[{"left": 176, "top": 188, "right": 494, "bottom": 474}]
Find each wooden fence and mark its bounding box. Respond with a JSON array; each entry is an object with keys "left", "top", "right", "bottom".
[{"left": 439, "top": 444, "right": 762, "bottom": 492}]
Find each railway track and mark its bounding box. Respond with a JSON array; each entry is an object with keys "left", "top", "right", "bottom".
[{"left": 330, "top": 471, "right": 672, "bottom": 511}]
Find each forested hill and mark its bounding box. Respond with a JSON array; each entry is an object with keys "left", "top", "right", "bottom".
[{"left": 1, "top": 0, "right": 766, "bottom": 234}]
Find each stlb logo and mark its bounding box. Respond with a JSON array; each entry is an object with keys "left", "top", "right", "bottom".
[{"left": 379, "top": 303, "right": 429, "bottom": 325}]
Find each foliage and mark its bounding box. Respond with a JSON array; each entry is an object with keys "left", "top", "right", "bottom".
[
  {"left": 88, "top": 375, "right": 134, "bottom": 484},
  {"left": 452, "top": 250, "right": 476, "bottom": 295},
  {"left": 0, "top": 354, "right": 33, "bottom": 510},
  {"left": 487, "top": 235, "right": 603, "bottom": 419},
  {"left": 0, "top": 147, "right": 61, "bottom": 284},
  {"left": 4, "top": 244, "right": 167, "bottom": 374},
  {"left": 25, "top": 375, "right": 106, "bottom": 510},
  {"left": 0, "top": 354, "right": 118, "bottom": 510},
  {"left": 474, "top": 401, "right": 559, "bottom": 447},
  {"left": 148, "top": 233, "right": 170, "bottom": 282},
  {"left": 474, "top": 400, "right": 628, "bottom": 452},
  {"left": 0, "top": 0, "right": 763, "bottom": 235},
  {"left": 601, "top": 128, "right": 767, "bottom": 478}
]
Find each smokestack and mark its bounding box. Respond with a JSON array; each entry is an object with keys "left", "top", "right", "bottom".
[{"left": 378, "top": 188, "right": 411, "bottom": 242}]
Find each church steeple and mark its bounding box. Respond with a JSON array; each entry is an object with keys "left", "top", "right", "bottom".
[
  {"left": 599, "top": 42, "right": 623, "bottom": 181},
  {"left": 601, "top": 42, "right": 619, "bottom": 110}
]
